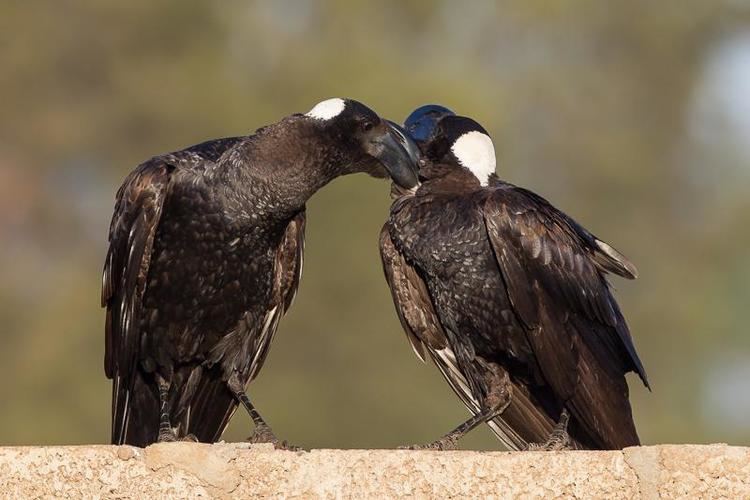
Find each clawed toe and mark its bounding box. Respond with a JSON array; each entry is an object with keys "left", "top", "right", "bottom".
[
  {"left": 248, "top": 425, "right": 277, "bottom": 444},
  {"left": 526, "top": 438, "right": 570, "bottom": 451},
  {"left": 527, "top": 427, "right": 572, "bottom": 451},
  {"left": 247, "top": 425, "right": 300, "bottom": 450},
  {"left": 157, "top": 430, "right": 197, "bottom": 443},
  {"left": 528, "top": 410, "right": 572, "bottom": 451},
  {"left": 398, "top": 438, "right": 458, "bottom": 451},
  {"left": 157, "top": 431, "right": 177, "bottom": 443},
  {"left": 274, "top": 440, "right": 302, "bottom": 451}
]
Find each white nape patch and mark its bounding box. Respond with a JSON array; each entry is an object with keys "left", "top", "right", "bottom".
[
  {"left": 305, "top": 98, "right": 346, "bottom": 120},
  {"left": 451, "top": 131, "right": 497, "bottom": 186}
]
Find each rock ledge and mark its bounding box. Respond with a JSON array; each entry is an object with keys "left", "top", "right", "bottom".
[{"left": 1, "top": 443, "right": 748, "bottom": 498}]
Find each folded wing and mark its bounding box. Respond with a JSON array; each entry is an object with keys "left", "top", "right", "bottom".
[
  {"left": 482, "top": 185, "right": 647, "bottom": 449},
  {"left": 103, "top": 158, "right": 173, "bottom": 444},
  {"left": 103, "top": 137, "right": 242, "bottom": 445}
]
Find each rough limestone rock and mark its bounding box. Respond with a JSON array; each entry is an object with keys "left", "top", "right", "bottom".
[{"left": 0, "top": 443, "right": 747, "bottom": 498}]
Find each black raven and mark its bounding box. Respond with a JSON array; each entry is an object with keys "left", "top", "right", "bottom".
[
  {"left": 380, "top": 111, "right": 648, "bottom": 450},
  {"left": 103, "top": 98, "right": 418, "bottom": 447}
]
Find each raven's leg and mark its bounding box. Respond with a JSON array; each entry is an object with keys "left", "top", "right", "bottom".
[
  {"left": 156, "top": 374, "right": 178, "bottom": 442},
  {"left": 527, "top": 410, "right": 572, "bottom": 451},
  {"left": 403, "top": 368, "right": 513, "bottom": 451},
  {"left": 227, "top": 373, "right": 298, "bottom": 450},
  {"left": 227, "top": 373, "right": 275, "bottom": 441}
]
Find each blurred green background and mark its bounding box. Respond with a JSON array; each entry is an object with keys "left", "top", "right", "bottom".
[{"left": 1, "top": 0, "right": 749, "bottom": 449}]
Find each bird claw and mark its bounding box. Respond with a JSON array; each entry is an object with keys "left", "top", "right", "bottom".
[
  {"left": 158, "top": 430, "right": 197, "bottom": 443},
  {"left": 157, "top": 430, "right": 178, "bottom": 443},
  {"left": 247, "top": 425, "right": 301, "bottom": 451},
  {"left": 527, "top": 412, "right": 572, "bottom": 451},
  {"left": 398, "top": 436, "right": 459, "bottom": 451},
  {"left": 526, "top": 435, "right": 570, "bottom": 451},
  {"left": 274, "top": 440, "right": 302, "bottom": 451}
]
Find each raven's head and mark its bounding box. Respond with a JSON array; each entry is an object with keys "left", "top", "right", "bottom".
[
  {"left": 400, "top": 104, "right": 496, "bottom": 186},
  {"left": 303, "top": 98, "right": 419, "bottom": 189}
]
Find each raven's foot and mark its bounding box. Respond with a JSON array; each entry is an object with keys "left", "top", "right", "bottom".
[
  {"left": 399, "top": 434, "right": 459, "bottom": 451},
  {"left": 527, "top": 433, "right": 570, "bottom": 451},
  {"left": 400, "top": 364, "right": 513, "bottom": 452},
  {"left": 527, "top": 410, "right": 572, "bottom": 451},
  {"left": 157, "top": 431, "right": 197, "bottom": 443},
  {"left": 157, "top": 429, "right": 178, "bottom": 443},
  {"left": 248, "top": 424, "right": 300, "bottom": 451}
]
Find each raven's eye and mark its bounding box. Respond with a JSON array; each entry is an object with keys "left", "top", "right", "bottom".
[{"left": 361, "top": 120, "right": 375, "bottom": 132}]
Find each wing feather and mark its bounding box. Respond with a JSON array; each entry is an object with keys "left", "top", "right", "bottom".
[
  {"left": 482, "top": 185, "right": 646, "bottom": 448},
  {"left": 103, "top": 136, "right": 243, "bottom": 445},
  {"left": 103, "top": 158, "right": 173, "bottom": 444}
]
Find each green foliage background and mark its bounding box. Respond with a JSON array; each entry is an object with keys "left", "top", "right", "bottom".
[{"left": 1, "top": 0, "right": 749, "bottom": 448}]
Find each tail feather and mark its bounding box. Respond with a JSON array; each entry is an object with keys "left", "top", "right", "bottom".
[
  {"left": 113, "top": 369, "right": 159, "bottom": 446},
  {"left": 491, "top": 379, "right": 592, "bottom": 450},
  {"left": 185, "top": 368, "right": 239, "bottom": 443},
  {"left": 568, "top": 338, "right": 641, "bottom": 449},
  {"left": 494, "top": 383, "right": 555, "bottom": 449}
]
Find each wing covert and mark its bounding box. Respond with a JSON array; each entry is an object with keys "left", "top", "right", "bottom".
[{"left": 482, "top": 186, "right": 647, "bottom": 386}]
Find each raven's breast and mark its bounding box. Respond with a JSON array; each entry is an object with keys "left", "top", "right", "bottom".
[
  {"left": 389, "top": 194, "right": 534, "bottom": 369},
  {"left": 140, "top": 183, "right": 284, "bottom": 367}
]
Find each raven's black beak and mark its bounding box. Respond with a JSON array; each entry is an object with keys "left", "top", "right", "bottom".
[
  {"left": 366, "top": 123, "right": 420, "bottom": 189},
  {"left": 404, "top": 104, "right": 456, "bottom": 143},
  {"left": 386, "top": 120, "right": 422, "bottom": 167}
]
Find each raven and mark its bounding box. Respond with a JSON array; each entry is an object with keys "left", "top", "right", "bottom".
[
  {"left": 380, "top": 111, "right": 647, "bottom": 450},
  {"left": 103, "top": 98, "right": 418, "bottom": 447}
]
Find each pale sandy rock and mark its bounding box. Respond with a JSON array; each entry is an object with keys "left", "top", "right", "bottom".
[{"left": 0, "top": 444, "right": 747, "bottom": 499}]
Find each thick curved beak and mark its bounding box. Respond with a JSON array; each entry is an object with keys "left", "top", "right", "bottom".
[
  {"left": 366, "top": 123, "right": 420, "bottom": 189},
  {"left": 385, "top": 120, "right": 422, "bottom": 166}
]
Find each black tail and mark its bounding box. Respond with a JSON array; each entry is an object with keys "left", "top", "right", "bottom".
[
  {"left": 184, "top": 367, "right": 238, "bottom": 443},
  {"left": 112, "top": 369, "right": 159, "bottom": 446}
]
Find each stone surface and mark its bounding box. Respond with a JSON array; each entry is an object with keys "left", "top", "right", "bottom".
[{"left": 0, "top": 443, "right": 747, "bottom": 499}]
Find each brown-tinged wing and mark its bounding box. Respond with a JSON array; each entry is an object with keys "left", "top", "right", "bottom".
[
  {"left": 249, "top": 210, "right": 306, "bottom": 381},
  {"left": 102, "top": 158, "right": 173, "bottom": 444},
  {"left": 482, "top": 185, "right": 647, "bottom": 449},
  {"left": 103, "top": 137, "right": 244, "bottom": 445}
]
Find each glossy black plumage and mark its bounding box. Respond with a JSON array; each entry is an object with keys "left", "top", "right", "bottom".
[
  {"left": 103, "top": 99, "right": 418, "bottom": 446},
  {"left": 380, "top": 115, "right": 647, "bottom": 450}
]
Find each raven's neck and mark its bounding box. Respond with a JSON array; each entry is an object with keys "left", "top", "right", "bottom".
[{"left": 217, "top": 118, "right": 352, "bottom": 223}]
